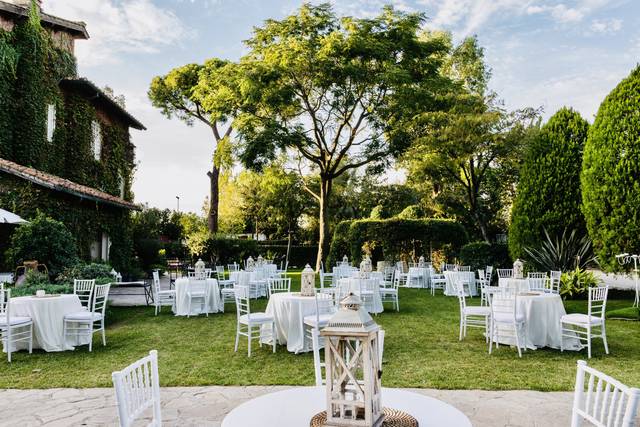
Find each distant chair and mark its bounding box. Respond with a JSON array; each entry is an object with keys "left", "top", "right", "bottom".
[
  {"left": 489, "top": 291, "right": 527, "bottom": 357},
  {"left": 457, "top": 265, "right": 471, "bottom": 272},
  {"left": 185, "top": 279, "right": 211, "bottom": 317},
  {"left": 152, "top": 270, "right": 175, "bottom": 315},
  {"left": 0, "top": 288, "right": 33, "bottom": 362},
  {"left": 73, "top": 279, "right": 95, "bottom": 309},
  {"left": 112, "top": 350, "right": 162, "bottom": 427},
  {"left": 497, "top": 269, "right": 513, "bottom": 279},
  {"left": 0, "top": 273, "right": 13, "bottom": 285},
  {"left": 379, "top": 270, "right": 399, "bottom": 311},
  {"left": 527, "top": 272, "right": 548, "bottom": 292},
  {"left": 216, "top": 266, "right": 235, "bottom": 289},
  {"left": 561, "top": 286, "right": 609, "bottom": 359},
  {"left": 63, "top": 283, "right": 110, "bottom": 352},
  {"left": 429, "top": 268, "right": 446, "bottom": 296},
  {"left": 571, "top": 360, "right": 639, "bottom": 427},
  {"left": 455, "top": 280, "right": 490, "bottom": 342},
  {"left": 234, "top": 286, "right": 276, "bottom": 357},
  {"left": 549, "top": 271, "right": 561, "bottom": 294},
  {"left": 319, "top": 262, "right": 334, "bottom": 289},
  {"left": 304, "top": 292, "right": 336, "bottom": 352},
  {"left": 267, "top": 277, "right": 291, "bottom": 297},
  {"left": 227, "top": 263, "right": 239, "bottom": 273},
  {"left": 485, "top": 266, "right": 494, "bottom": 284}
]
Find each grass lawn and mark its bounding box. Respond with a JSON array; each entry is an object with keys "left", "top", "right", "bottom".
[{"left": 1, "top": 271, "right": 638, "bottom": 391}]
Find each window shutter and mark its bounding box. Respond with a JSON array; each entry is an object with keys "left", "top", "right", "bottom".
[
  {"left": 92, "top": 120, "right": 102, "bottom": 160},
  {"left": 46, "top": 104, "right": 56, "bottom": 142}
]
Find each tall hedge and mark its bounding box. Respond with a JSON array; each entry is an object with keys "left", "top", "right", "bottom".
[
  {"left": 327, "top": 218, "right": 468, "bottom": 265},
  {"left": 509, "top": 107, "right": 589, "bottom": 259},
  {"left": 581, "top": 66, "right": 640, "bottom": 271}
]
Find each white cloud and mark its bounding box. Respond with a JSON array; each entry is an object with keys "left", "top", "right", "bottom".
[
  {"left": 590, "top": 18, "right": 622, "bottom": 34},
  {"left": 549, "top": 4, "right": 584, "bottom": 23},
  {"left": 43, "top": 0, "right": 188, "bottom": 66}
]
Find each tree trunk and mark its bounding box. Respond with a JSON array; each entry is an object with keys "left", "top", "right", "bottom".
[
  {"left": 315, "top": 176, "right": 332, "bottom": 271},
  {"left": 206, "top": 165, "right": 219, "bottom": 233}
]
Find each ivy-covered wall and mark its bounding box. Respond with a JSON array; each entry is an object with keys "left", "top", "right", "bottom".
[{"left": 0, "top": 7, "right": 136, "bottom": 273}]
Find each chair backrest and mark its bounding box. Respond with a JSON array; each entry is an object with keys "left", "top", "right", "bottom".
[
  {"left": 497, "top": 268, "right": 513, "bottom": 279},
  {"left": 92, "top": 283, "right": 110, "bottom": 316},
  {"left": 267, "top": 278, "right": 291, "bottom": 297},
  {"left": 227, "top": 263, "right": 239, "bottom": 272},
  {"left": 0, "top": 273, "right": 13, "bottom": 285},
  {"left": 588, "top": 286, "right": 609, "bottom": 321},
  {"left": 234, "top": 285, "right": 251, "bottom": 318},
  {"left": 112, "top": 350, "right": 162, "bottom": 427},
  {"left": 152, "top": 271, "right": 161, "bottom": 296},
  {"left": 528, "top": 272, "right": 548, "bottom": 292},
  {"left": 314, "top": 291, "right": 336, "bottom": 325},
  {"left": 444, "top": 263, "right": 456, "bottom": 271},
  {"left": 0, "top": 288, "right": 11, "bottom": 319},
  {"left": 458, "top": 265, "right": 471, "bottom": 272},
  {"left": 383, "top": 266, "right": 395, "bottom": 281},
  {"left": 572, "top": 360, "right": 640, "bottom": 427},
  {"left": 455, "top": 280, "right": 467, "bottom": 313},
  {"left": 550, "top": 271, "right": 562, "bottom": 294},
  {"left": 485, "top": 266, "right": 494, "bottom": 282},
  {"left": 74, "top": 279, "right": 95, "bottom": 308},
  {"left": 490, "top": 292, "right": 517, "bottom": 321},
  {"left": 215, "top": 266, "right": 226, "bottom": 281}
]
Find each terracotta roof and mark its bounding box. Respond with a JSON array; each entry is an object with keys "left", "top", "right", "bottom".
[
  {"left": 0, "top": 158, "right": 140, "bottom": 210},
  {"left": 0, "top": 1, "right": 89, "bottom": 39},
  {"left": 60, "top": 79, "right": 146, "bottom": 131}
]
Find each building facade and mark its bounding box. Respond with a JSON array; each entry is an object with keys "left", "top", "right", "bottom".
[{"left": 0, "top": 0, "right": 145, "bottom": 273}]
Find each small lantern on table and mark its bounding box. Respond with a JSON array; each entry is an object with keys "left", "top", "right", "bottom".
[
  {"left": 342, "top": 255, "right": 349, "bottom": 266},
  {"left": 513, "top": 259, "right": 524, "bottom": 279},
  {"left": 257, "top": 255, "right": 264, "bottom": 266},
  {"left": 418, "top": 256, "right": 426, "bottom": 268},
  {"left": 195, "top": 258, "right": 206, "bottom": 279},
  {"left": 246, "top": 256, "right": 255, "bottom": 271},
  {"left": 301, "top": 264, "right": 316, "bottom": 297}
]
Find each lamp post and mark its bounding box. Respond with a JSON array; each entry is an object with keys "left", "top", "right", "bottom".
[
  {"left": 176, "top": 195, "right": 180, "bottom": 212},
  {"left": 616, "top": 253, "right": 640, "bottom": 307}
]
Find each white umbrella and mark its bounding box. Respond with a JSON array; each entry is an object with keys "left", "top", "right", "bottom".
[{"left": 0, "top": 208, "right": 28, "bottom": 224}]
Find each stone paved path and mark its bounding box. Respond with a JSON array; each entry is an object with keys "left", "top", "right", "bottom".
[{"left": 0, "top": 386, "right": 582, "bottom": 427}]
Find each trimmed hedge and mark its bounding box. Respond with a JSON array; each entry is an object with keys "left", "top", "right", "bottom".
[
  {"left": 582, "top": 66, "right": 640, "bottom": 272},
  {"left": 198, "top": 237, "right": 258, "bottom": 265},
  {"left": 509, "top": 107, "right": 588, "bottom": 259},
  {"left": 328, "top": 218, "right": 468, "bottom": 265},
  {"left": 459, "top": 241, "right": 511, "bottom": 273},
  {"left": 257, "top": 244, "right": 318, "bottom": 268}
]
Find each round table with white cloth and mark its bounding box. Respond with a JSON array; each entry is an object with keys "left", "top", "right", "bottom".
[
  {"left": 495, "top": 292, "right": 582, "bottom": 350},
  {"left": 7, "top": 294, "right": 90, "bottom": 352},
  {"left": 262, "top": 292, "right": 332, "bottom": 353},
  {"left": 230, "top": 271, "right": 266, "bottom": 298},
  {"left": 405, "top": 267, "right": 430, "bottom": 288},
  {"left": 337, "top": 278, "right": 383, "bottom": 314},
  {"left": 173, "top": 278, "right": 223, "bottom": 316},
  {"left": 222, "top": 387, "right": 472, "bottom": 427},
  {"left": 498, "top": 278, "right": 529, "bottom": 293},
  {"left": 444, "top": 271, "right": 477, "bottom": 297}
]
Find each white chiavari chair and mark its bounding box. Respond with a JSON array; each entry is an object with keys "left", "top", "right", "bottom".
[
  {"left": 64, "top": 283, "right": 110, "bottom": 351},
  {"left": 112, "top": 350, "right": 162, "bottom": 427},
  {"left": 550, "top": 270, "right": 562, "bottom": 294},
  {"left": 497, "top": 268, "right": 513, "bottom": 279},
  {"left": 528, "top": 272, "right": 548, "bottom": 292},
  {"left": 455, "top": 279, "right": 490, "bottom": 342},
  {"left": 489, "top": 289, "right": 527, "bottom": 357},
  {"left": 267, "top": 277, "right": 291, "bottom": 297},
  {"left": 379, "top": 269, "right": 399, "bottom": 312},
  {"left": 561, "top": 286, "right": 609, "bottom": 359},
  {"left": 0, "top": 288, "right": 33, "bottom": 362},
  {"left": 152, "top": 270, "right": 175, "bottom": 315},
  {"left": 74, "top": 279, "right": 95, "bottom": 309},
  {"left": 429, "top": 267, "right": 446, "bottom": 296},
  {"left": 185, "top": 279, "right": 211, "bottom": 317},
  {"left": 234, "top": 286, "right": 276, "bottom": 357}
]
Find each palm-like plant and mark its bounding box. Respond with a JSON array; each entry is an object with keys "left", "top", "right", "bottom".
[{"left": 523, "top": 228, "right": 596, "bottom": 271}]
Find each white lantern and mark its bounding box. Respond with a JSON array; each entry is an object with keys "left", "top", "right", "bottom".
[
  {"left": 359, "top": 256, "right": 372, "bottom": 278},
  {"left": 301, "top": 264, "right": 316, "bottom": 297},
  {"left": 418, "top": 256, "right": 426, "bottom": 267},
  {"left": 195, "top": 258, "right": 206, "bottom": 280},
  {"left": 321, "top": 294, "right": 384, "bottom": 427},
  {"left": 513, "top": 258, "right": 524, "bottom": 279},
  {"left": 257, "top": 254, "right": 264, "bottom": 266},
  {"left": 342, "top": 254, "right": 349, "bottom": 265},
  {"left": 246, "top": 256, "right": 255, "bottom": 271}
]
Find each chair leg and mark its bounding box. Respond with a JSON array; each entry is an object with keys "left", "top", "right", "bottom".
[
  {"left": 101, "top": 320, "right": 106, "bottom": 346},
  {"left": 234, "top": 324, "right": 240, "bottom": 353},
  {"left": 247, "top": 325, "right": 252, "bottom": 357},
  {"left": 88, "top": 324, "right": 93, "bottom": 352},
  {"left": 514, "top": 326, "right": 522, "bottom": 358},
  {"left": 28, "top": 324, "right": 33, "bottom": 354},
  {"left": 459, "top": 317, "right": 464, "bottom": 341},
  {"left": 601, "top": 324, "right": 609, "bottom": 355},
  {"left": 587, "top": 327, "right": 592, "bottom": 359},
  {"left": 560, "top": 322, "right": 564, "bottom": 352},
  {"left": 272, "top": 321, "right": 276, "bottom": 353},
  {"left": 489, "top": 321, "right": 494, "bottom": 354}
]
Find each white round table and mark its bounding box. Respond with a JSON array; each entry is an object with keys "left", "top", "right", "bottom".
[
  {"left": 222, "top": 387, "right": 471, "bottom": 427},
  {"left": 174, "top": 278, "right": 222, "bottom": 316},
  {"left": 444, "top": 271, "right": 477, "bottom": 296},
  {"left": 337, "top": 278, "right": 384, "bottom": 314},
  {"left": 8, "top": 294, "right": 89, "bottom": 352},
  {"left": 263, "top": 292, "right": 332, "bottom": 353},
  {"left": 498, "top": 278, "right": 529, "bottom": 293}
]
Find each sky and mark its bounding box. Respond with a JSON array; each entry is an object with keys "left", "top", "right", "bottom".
[{"left": 43, "top": 0, "right": 640, "bottom": 214}]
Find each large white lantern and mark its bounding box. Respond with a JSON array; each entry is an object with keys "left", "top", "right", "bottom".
[
  {"left": 342, "top": 255, "right": 349, "bottom": 265},
  {"left": 359, "top": 256, "right": 372, "bottom": 279},
  {"left": 195, "top": 258, "right": 206, "bottom": 279},
  {"left": 301, "top": 264, "right": 316, "bottom": 297},
  {"left": 320, "top": 294, "right": 383, "bottom": 427},
  {"left": 513, "top": 259, "right": 524, "bottom": 279},
  {"left": 418, "top": 256, "right": 426, "bottom": 268},
  {"left": 246, "top": 256, "right": 255, "bottom": 271},
  {"left": 257, "top": 254, "right": 264, "bottom": 266}
]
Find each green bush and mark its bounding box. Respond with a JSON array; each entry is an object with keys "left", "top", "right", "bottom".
[
  {"left": 134, "top": 238, "right": 166, "bottom": 274},
  {"left": 11, "top": 283, "right": 72, "bottom": 298},
  {"left": 56, "top": 262, "right": 114, "bottom": 285},
  {"left": 5, "top": 213, "right": 78, "bottom": 278},
  {"left": 396, "top": 204, "right": 424, "bottom": 220},
  {"left": 22, "top": 269, "right": 49, "bottom": 287},
  {"left": 459, "top": 241, "right": 511, "bottom": 272},
  {"left": 581, "top": 66, "right": 640, "bottom": 272},
  {"left": 198, "top": 237, "right": 259, "bottom": 265},
  {"left": 256, "top": 244, "right": 317, "bottom": 268},
  {"left": 560, "top": 268, "right": 601, "bottom": 299},
  {"left": 509, "top": 108, "right": 588, "bottom": 259},
  {"left": 523, "top": 228, "right": 595, "bottom": 271},
  {"left": 327, "top": 218, "right": 468, "bottom": 265}
]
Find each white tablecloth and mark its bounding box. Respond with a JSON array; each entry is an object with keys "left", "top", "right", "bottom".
[
  {"left": 495, "top": 293, "right": 581, "bottom": 350},
  {"left": 173, "top": 278, "right": 222, "bottom": 316},
  {"left": 406, "top": 267, "right": 430, "bottom": 288},
  {"left": 263, "top": 292, "right": 332, "bottom": 353},
  {"left": 222, "top": 387, "right": 471, "bottom": 427},
  {"left": 499, "top": 278, "right": 529, "bottom": 293},
  {"left": 444, "top": 271, "right": 477, "bottom": 296},
  {"left": 7, "top": 294, "right": 90, "bottom": 352},
  {"left": 230, "top": 271, "right": 266, "bottom": 298},
  {"left": 337, "top": 278, "right": 383, "bottom": 314}
]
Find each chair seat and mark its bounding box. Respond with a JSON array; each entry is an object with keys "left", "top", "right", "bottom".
[
  {"left": 379, "top": 288, "right": 397, "bottom": 294},
  {"left": 221, "top": 288, "right": 235, "bottom": 294},
  {"left": 561, "top": 313, "right": 603, "bottom": 326},
  {"left": 493, "top": 312, "right": 525, "bottom": 323},
  {"left": 239, "top": 312, "right": 273, "bottom": 324},
  {"left": 464, "top": 306, "right": 491, "bottom": 316},
  {"left": 0, "top": 315, "right": 32, "bottom": 326},
  {"left": 303, "top": 313, "right": 334, "bottom": 327},
  {"left": 64, "top": 311, "right": 103, "bottom": 322},
  {"left": 157, "top": 290, "right": 175, "bottom": 296}
]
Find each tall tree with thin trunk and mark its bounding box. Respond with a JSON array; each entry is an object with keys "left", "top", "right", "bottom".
[
  {"left": 148, "top": 60, "right": 238, "bottom": 233},
  {"left": 233, "top": 4, "right": 452, "bottom": 268}
]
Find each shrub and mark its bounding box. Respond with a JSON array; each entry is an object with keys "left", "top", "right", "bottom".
[
  {"left": 459, "top": 241, "right": 511, "bottom": 272},
  {"left": 509, "top": 108, "right": 588, "bottom": 259},
  {"left": 581, "top": 66, "right": 640, "bottom": 272},
  {"left": 5, "top": 213, "right": 78, "bottom": 278},
  {"left": 256, "top": 244, "right": 318, "bottom": 268},
  {"left": 560, "top": 268, "right": 601, "bottom": 299},
  {"left": 396, "top": 204, "right": 424, "bottom": 220},
  {"left": 11, "top": 282, "right": 73, "bottom": 297},
  {"left": 133, "top": 238, "right": 166, "bottom": 274},
  {"left": 327, "top": 218, "right": 468, "bottom": 265},
  {"left": 57, "top": 262, "right": 114, "bottom": 285},
  {"left": 198, "top": 237, "right": 259, "bottom": 265},
  {"left": 523, "top": 228, "right": 595, "bottom": 272},
  {"left": 22, "top": 270, "right": 49, "bottom": 287}
]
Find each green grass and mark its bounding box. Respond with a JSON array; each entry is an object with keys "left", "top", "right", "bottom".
[
  {"left": 2, "top": 271, "right": 639, "bottom": 391},
  {"left": 607, "top": 306, "right": 640, "bottom": 320}
]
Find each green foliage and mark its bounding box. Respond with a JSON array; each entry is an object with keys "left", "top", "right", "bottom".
[
  {"left": 328, "top": 218, "right": 468, "bottom": 265},
  {"left": 5, "top": 213, "right": 78, "bottom": 278},
  {"left": 11, "top": 283, "right": 72, "bottom": 298},
  {"left": 196, "top": 237, "right": 259, "bottom": 265},
  {"left": 22, "top": 270, "right": 50, "bottom": 288},
  {"left": 509, "top": 108, "right": 588, "bottom": 259},
  {"left": 369, "top": 205, "right": 389, "bottom": 220},
  {"left": 459, "top": 241, "right": 511, "bottom": 272},
  {"left": 581, "top": 66, "right": 640, "bottom": 272},
  {"left": 0, "top": 29, "right": 18, "bottom": 159},
  {"left": 56, "top": 262, "right": 114, "bottom": 285},
  {"left": 523, "top": 228, "right": 595, "bottom": 272},
  {"left": 396, "top": 204, "right": 425, "bottom": 220},
  {"left": 560, "top": 268, "right": 601, "bottom": 299},
  {"left": 256, "top": 244, "right": 317, "bottom": 267}
]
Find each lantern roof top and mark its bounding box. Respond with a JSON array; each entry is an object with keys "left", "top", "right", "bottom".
[{"left": 321, "top": 293, "right": 379, "bottom": 336}]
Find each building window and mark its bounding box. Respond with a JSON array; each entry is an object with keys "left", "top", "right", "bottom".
[
  {"left": 91, "top": 120, "right": 102, "bottom": 160},
  {"left": 46, "top": 104, "right": 56, "bottom": 142}
]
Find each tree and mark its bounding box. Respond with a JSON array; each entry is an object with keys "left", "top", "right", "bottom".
[
  {"left": 148, "top": 60, "right": 239, "bottom": 233},
  {"left": 403, "top": 34, "right": 538, "bottom": 241},
  {"left": 234, "top": 4, "right": 452, "bottom": 268},
  {"left": 509, "top": 108, "right": 589, "bottom": 259},
  {"left": 581, "top": 66, "right": 640, "bottom": 271}
]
